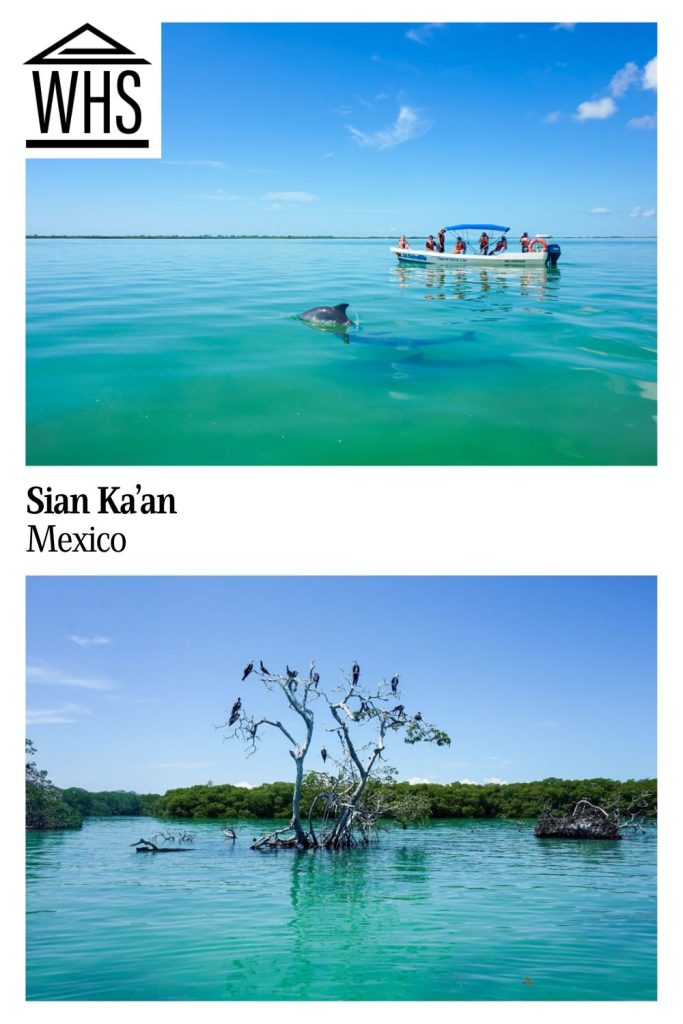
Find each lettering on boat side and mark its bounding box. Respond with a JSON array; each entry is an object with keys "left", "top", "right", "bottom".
[
  {"left": 399, "top": 252, "right": 427, "bottom": 261},
  {"left": 25, "top": 485, "right": 176, "bottom": 553}
]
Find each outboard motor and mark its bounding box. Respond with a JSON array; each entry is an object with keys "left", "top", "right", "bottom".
[{"left": 546, "top": 243, "right": 561, "bottom": 268}]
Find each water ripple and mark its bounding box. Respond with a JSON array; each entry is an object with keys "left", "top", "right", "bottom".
[{"left": 26, "top": 816, "right": 656, "bottom": 1000}]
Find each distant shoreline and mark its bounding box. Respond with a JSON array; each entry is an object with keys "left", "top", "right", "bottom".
[{"left": 27, "top": 234, "right": 657, "bottom": 241}]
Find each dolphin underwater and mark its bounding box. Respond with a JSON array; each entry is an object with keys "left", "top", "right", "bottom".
[{"left": 299, "top": 303, "right": 352, "bottom": 330}]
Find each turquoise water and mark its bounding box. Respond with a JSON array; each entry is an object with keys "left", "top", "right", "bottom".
[
  {"left": 26, "top": 238, "right": 656, "bottom": 465},
  {"left": 26, "top": 816, "right": 656, "bottom": 1000}
]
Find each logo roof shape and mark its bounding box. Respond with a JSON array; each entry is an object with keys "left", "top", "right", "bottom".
[{"left": 25, "top": 23, "right": 150, "bottom": 65}]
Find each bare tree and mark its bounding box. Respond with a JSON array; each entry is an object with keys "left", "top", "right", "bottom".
[
  {"left": 318, "top": 665, "right": 449, "bottom": 848},
  {"left": 219, "top": 661, "right": 320, "bottom": 848},
  {"left": 220, "top": 659, "right": 450, "bottom": 851}
]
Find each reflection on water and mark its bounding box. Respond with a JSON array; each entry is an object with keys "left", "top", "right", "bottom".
[
  {"left": 395, "top": 262, "right": 559, "bottom": 312},
  {"left": 26, "top": 816, "right": 656, "bottom": 1001}
]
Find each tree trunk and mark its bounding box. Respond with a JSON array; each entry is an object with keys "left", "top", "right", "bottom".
[{"left": 290, "top": 756, "right": 310, "bottom": 847}]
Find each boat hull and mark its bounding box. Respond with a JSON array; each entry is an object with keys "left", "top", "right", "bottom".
[{"left": 391, "top": 247, "right": 550, "bottom": 267}]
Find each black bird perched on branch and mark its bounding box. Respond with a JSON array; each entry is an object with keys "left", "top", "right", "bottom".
[
  {"left": 312, "top": 671, "right": 320, "bottom": 687},
  {"left": 352, "top": 661, "right": 360, "bottom": 685},
  {"left": 242, "top": 661, "right": 254, "bottom": 681},
  {"left": 321, "top": 747, "right": 328, "bottom": 763},
  {"left": 286, "top": 665, "right": 298, "bottom": 679},
  {"left": 229, "top": 697, "right": 242, "bottom": 726},
  {"left": 391, "top": 675, "right": 399, "bottom": 694},
  {"left": 391, "top": 704, "right": 405, "bottom": 717},
  {"left": 259, "top": 660, "right": 270, "bottom": 675},
  {"left": 414, "top": 712, "right": 423, "bottom": 722}
]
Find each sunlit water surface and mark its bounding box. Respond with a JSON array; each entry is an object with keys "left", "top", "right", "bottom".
[
  {"left": 26, "top": 816, "right": 656, "bottom": 1000},
  {"left": 26, "top": 238, "right": 656, "bottom": 464}
]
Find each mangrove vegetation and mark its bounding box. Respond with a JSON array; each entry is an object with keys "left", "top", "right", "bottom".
[
  {"left": 26, "top": 740, "right": 82, "bottom": 830},
  {"left": 155, "top": 776, "right": 657, "bottom": 822}
]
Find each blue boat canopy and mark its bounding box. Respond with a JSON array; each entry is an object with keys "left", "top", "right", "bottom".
[{"left": 446, "top": 223, "right": 510, "bottom": 232}]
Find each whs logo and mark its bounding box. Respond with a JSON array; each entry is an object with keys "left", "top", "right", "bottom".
[{"left": 25, "top": 22, "right": 160, "bottom": 157}]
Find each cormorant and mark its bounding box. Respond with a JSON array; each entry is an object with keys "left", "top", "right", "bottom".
[
  {"left": 229, "top": 697, "right": 242, "bottom": 725},
  {"left": 321, "top": 747, "right": 328, "bottom": 763},
  {"left": 312, "top": 671, "right": 320, "bottom": 687},
  {"left": 414, "top": 712, "right": 422, "bottom": 722},
  {"left": 242, "top": 661, "right": 254, "bottom": 681},
  {"left": 391, "top": 675, "right": 399, "bottom": 694},
  {"left": 286, "top": 665, "right": 298, "bottom": 679},
  {"left": 351, "top": 661, "right": 360, "bottom": 685},
  {"left": 259, "top": 660, "right": 270, "bottom": 675},
  {"left": 391, "top": 704, "right": 405, "bottom": 717}
]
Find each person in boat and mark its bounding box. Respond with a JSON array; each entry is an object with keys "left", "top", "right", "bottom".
[
  {"left": 520, "top": 231, "right": 530, "bottom": 252},
  {"left": 437, "top": 228, "right": 446, "bottom": 253},
  {"left": 398, "top": 235, "right": 409, "bottom": 249},
  {"left": 491, "top": 236, "right": 508, "bottom": 255},
  {"left": 479, "top": 231, "right": 489, "bottom": 255},
  {"left": 425, "top": 235, "right": 437, "bottom": 251},
  {"left": 453, "top": 236, "right": 466, "bottom": 254}
]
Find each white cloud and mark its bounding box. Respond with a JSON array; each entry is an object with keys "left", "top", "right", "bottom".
[
  {"left": 483, "top": 777, "right": 508, "bottom": 785},
  {"left": 234, "top": 780, "right": 255, "bottom": 789},
  {"left": 407, "top": 776, "right": 434, "bottom": 785},
  {"left": 574, "top": 97, "right": 617, "bottom": 121},
  {"left": 322, "top": 152, "right": 334, "bottom": 158},
  {"left": 642, "top": 57, "right": 657, "bottom": 91},
  {"left": 590, "top": 208, "right": 610, "bottom": 215},
  {"left": 27, "top": 703, "right": 93, "bottom": 725},
  {"left": 628, "top": 114, "right": 657, "bottom": 130},
  {"left": 405, "top": 23, "right": 445, "bottom": 45},
  {"left": 609, "top": 62, "right": 640, "bottom": 97},
  {"left": 27, "top": 664, "right": 113, "bottom": 691},
  {"left": 544, "top": 110, "right": 562, "bottom": 124},
  {"left": 459, "top": 778, "right": 477, "bottom": 785},
  {"left": 348, "top": 105, "right": 429, "bottom": 150},
  {"left": 642, "top": 208, "right": 657, "bottom": 218},
  {"left": 552, "top": 23, "right": 575, "bottom": 31},
  {"left": 629, "top": 206, "right": 657, "bottom": 219},
  {"left": 261, "top": 192, "right": 317, "bottom": 203},
  {"left": 66, "top": 634, "right": 112, "bottom": 647}
]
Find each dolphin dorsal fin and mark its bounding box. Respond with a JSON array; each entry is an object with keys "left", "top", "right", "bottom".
[{"left": 333, "top": 303, "right": 349, "bottom": 313}]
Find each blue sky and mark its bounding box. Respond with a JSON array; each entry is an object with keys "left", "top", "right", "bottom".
[
  {"left": 26, "top": 22, "right": 657, "bottom": 237},
  {"left": 26, "top": 577, "right": 656, "bottom": 793}
]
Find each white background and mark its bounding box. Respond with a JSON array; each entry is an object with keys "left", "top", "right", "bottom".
[{"left": 2, "top": 1, "right": 680, "bottom": 1021}]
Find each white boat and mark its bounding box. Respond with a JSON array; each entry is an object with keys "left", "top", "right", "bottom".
[{"left": 391, "top": 223, "right": 561, "bottom": 268}]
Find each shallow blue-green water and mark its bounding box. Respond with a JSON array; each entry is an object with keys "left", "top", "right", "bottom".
[
  {"left": 26, "top": 238, "right": 656, "bottom": 465},
  {"left": 26, "top": 816, "right": 656, "bottom": 1000}
]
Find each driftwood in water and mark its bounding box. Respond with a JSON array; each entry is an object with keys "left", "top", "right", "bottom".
[
  {"left": 534, "top": 799, "right": 622, "bottom": 840},
  {"left": 130, "top": 838, "right": 191, "bottom": 853}
]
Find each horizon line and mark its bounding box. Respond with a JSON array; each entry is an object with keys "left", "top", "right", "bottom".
[{"left": 26, "top": 234, "right": 658, "bottom": 240}]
